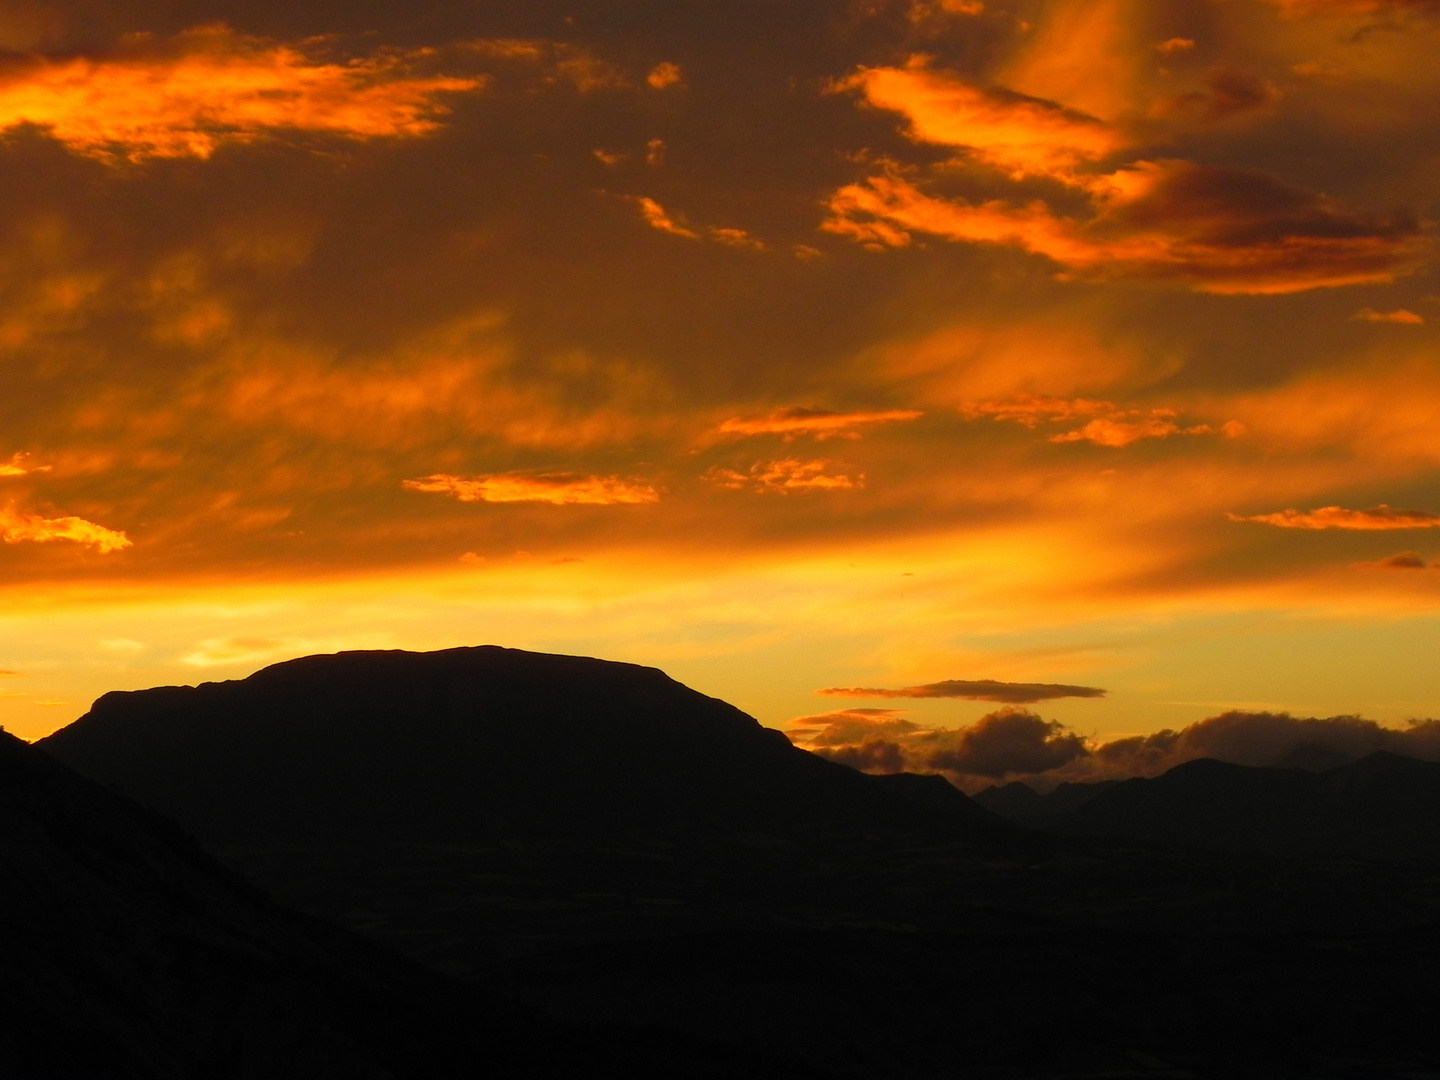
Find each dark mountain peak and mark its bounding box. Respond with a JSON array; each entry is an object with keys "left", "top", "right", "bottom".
[{"left": 41, "top": 646, "right": 1006, "bottom": 844}]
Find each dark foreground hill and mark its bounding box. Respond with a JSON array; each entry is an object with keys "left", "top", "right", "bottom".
[
  {"left": 975, "top": 752, "right": 1440, "bottom": 857},
  {"left": 0, "top": 727, "right": 605, "bottom": 1080},
  {"left": 39, "top": 646, "right": 1000, "bottom": 843}
]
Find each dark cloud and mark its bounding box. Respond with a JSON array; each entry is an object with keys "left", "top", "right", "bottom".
[
  {"left": 818, "top": 678, "right": 1106, "bottom": 703},
  {"left": 796, "top": 707, "right": 1440, "bottom": 792},
  {"left": 1363, "top": 551, "right": 1432, "bottom": 569}
]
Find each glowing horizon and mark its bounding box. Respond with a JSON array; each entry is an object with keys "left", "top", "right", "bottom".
[{"left": 3, "top": 0, "right": 1439, "bottom": 757}]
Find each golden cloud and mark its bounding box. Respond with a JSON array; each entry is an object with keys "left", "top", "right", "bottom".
[
  {"left": 818, "top": 678, "right": 1106, "bottom": 703},
  {"left": 824, "top": 161, "right": 1428, "bottom": 294},
  {"left": 0, "top": 506, "right": 131, "bottom": 552},
  {"left": 704, "top": 459, "right": 863, "bottom": 493},
  {"left": 0, "top": 453, "right": 49, "bottom": 477},
  {"left": 1358, "top": 551, "right": 1433, "bottom": 569},
  {"left": 717, "top": 407, "right": 922, "bottom": 440},
  {"left": 961, "top": 395, "right": 1242, "bottom": 447},
  {"left": 0, "top": 24, "right": 483, "bottom": 161},
  {"left": 840, "top": 61, "right": 1126, "bottom": 180},
  {"left": 633, "top": 197, "right": 700, "bottom": 239},
  {"left": 1228, "top": 504, "right": 1440, "bottom": 529},
  {"left": 404, "top": 471, "right": 661, "bottom": 506}
]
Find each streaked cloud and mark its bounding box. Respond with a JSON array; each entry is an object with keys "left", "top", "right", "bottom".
[
  {"left": 404, "top": 471, "right": 661, "bottom": 506},
  {"left": 961, "top": 396, "right": 1242, "bottom": 447},
  {"left": 825, "top": 163, "right": 1427, "bottom": 294},
  {"left": 0, "top": 453, "right": 49, "bottom": 477},
  {"left": 0, "top": 506, "right": 131, "bottom": 552},
  {"left": 704, "top": 459, "right": 863, "bottom": 494},
  {"left": 1353, "top": 308, "right": 1425, "bottom": 324},
  {"left": 717, "top": 407, "right": 922, "bottom": 441},
  {"left": 632, "top": 197, "right": 764, "bottom": 248},
  {"left": 818, "top": 678, "right": 1106, "bottom": 703},
  {"left": 0, "top": 25, "right": 483, "bottom": 161},
  {"left": 1358, "top": 551, "right": 1433, "bottom": 569},
  {"left": 1229, "top": 505, "right": 1440, "bottom": 529},
  {"left": 838, "top": 62, "right": 1126, "bottom": 180}
]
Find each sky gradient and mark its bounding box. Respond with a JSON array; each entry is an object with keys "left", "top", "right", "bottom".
[{"left": 2, "top": 0, "right": 1439, "bottom": 774}]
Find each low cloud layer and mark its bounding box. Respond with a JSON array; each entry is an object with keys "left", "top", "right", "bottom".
[
  {"left": 1229, "top": 505, "right": 1440, "bottom": 530},
  {"left": 404, "top": 472, "right": 660, "bottom": 506},
  {"left": 819, "top": 678, "right": 1106, "bottom": 703},
  {"left": 791, "top": 707, "right": 1440, "bottom": 792}
]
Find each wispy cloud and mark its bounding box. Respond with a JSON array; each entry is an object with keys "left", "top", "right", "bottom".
[
  {"left": 717, "top": 407, "right": 922, "bottom": 441},
  {"left": 1358, "top": 551, "right": 1434, "bottom": 569},
  {"left": 632, "top": 197, "right": 764, "bottom": 248},
  {"left": 0, "top": 506, "right": 131, "bottom": 552},
  {"left": 0, "top": 453, "right": 50, "bottom": 477},
  {"left": 404, "top": 471, "right": 661, "bottom": 506},
  {"left": 704, "top": 459, "right": 863, "bottom": 493},
  {"left": 1229, "top": 504, "right": 1440, "bottom": 529},
  {"left": 818, "top": 677, "right": 1106, "bottom": 703},
  {"left": 1267, "top": 0, "right": 1440, "bottom": 15},
  {"left": 0, "top": 25, "right": 483, "bottom": 161},
  {"left": 1353, "top": 308, "right": 1425, "bottom": 325},
  {"left": 961, "top": 395, "right": 1243, "bottom": 447}
]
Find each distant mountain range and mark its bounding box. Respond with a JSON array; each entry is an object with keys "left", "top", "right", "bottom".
[
  {"left": 975, "top": 752, "right": 1440, "bottom": 858},
  {"left": 39, "top": 646, "right": 1002, "bottom": 845}
]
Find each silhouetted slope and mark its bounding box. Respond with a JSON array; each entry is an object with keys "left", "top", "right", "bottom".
[
  {"left": 0, "top": 727, "right": 567, "bottom": 1079},
  {"left": 40, "top": 646, "right": 1003, "bottom": 844},
  {"left": 972, "top": 778, "right": 1120, "bottom": 822},
  {"left": 1049, "top": 753, "right": 1440, "bottom": 856}
]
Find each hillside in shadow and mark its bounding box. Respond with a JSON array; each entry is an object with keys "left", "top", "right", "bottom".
[
  {"left": 32, "top": 647, "right": 1440, "bottom": 1078},
  {"left": 975, "top": 753, "right": 1440, "bottom": 857}
]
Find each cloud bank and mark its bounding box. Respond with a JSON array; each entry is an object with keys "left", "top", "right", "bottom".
[
  {"left": 791, "top": 707, "right": 1440, "bottom": 792},
  {"left": 1229, "top": 505, "right": 1440, "bottom": 529}
]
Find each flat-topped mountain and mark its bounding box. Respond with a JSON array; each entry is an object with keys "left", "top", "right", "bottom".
[
  {"left": 39, "top": 646, "right": 1000, "bottom": 844},
  {"left": 976, "top": 752, "right": 1440, "bottom": 857}
]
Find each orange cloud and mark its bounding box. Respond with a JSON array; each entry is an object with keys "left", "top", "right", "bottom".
[
  {"left": 0, "top": 506, "right": 131, "bottom": 552},
  {"left": 1156, "top": 38, "right": 1196, "bottom": 54},
  {"left": 824, "top": 161, "right": 1427, "bottom": 294},
  {"left": 1228, "top": 504, "right": 1440, "bottom": 529},
  {"left": 961, "top": 395, "right": 1241, "bottom": 447},
  {"left": 819, "top": 678, "right": 1105, "bottom": 703},
  {"left": 0, "top": 25, "right": 482, "bottom": 161},
  {"left": 633, "top": 197, "right": 700, "bottom": 239},
  {"left": 717, "top": 407, "right": 922, "bottom": 440},
  {"left": 0, "top": 453, "right": 49, "bottom": 477},
  {"left": 646, "top": 62, "right": 683, "bottom": 89},
  {"left": 1353, "top": 308, "right": 1425, "bottom": 324},
  {"left": 1049, "top": 416, "right": 1215, "bottom": 447},
  {"left": 404, "top": 471, "right": 661, "bottom": 506},
  {"left": 704, "top": 459, "right": 863, "bottom": 493},
  {"left": 840, "top": 61, "right": 1126, "bottom": 180}
]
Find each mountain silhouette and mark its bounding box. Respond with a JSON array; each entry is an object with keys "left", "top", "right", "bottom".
[
  {"left": 978, "top": 752, "right": 1440, "bottom": 857},
  {"left": 0, "top": 726, "right": 613, "bottom": 1079},
  {"left": 39, "top": 646, "right": 1003, "bottom": 844}
]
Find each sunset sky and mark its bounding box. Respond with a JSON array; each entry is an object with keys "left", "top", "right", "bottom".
[{"left": 3, "top": 0, "right": 1440, "bottom": 760}]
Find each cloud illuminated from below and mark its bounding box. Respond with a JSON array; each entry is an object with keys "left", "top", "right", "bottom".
[
  {"left": 404, "top": 471, "right": 661, "bottom": 506},
  {"left": 0, "top": 24, "right": 483, "bottom": 161},
  {"left": 819, "top": 678, "right": 1106, "bottom": 703},
  {"left": 1228, "top": 505, "right": 1440, "bottom": 529},
  {"left": 0, "top": 506, "right": 131, "bottom": 552},
  {"left": 717, "top": 407, "right": 922, "bottom": 440}
]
